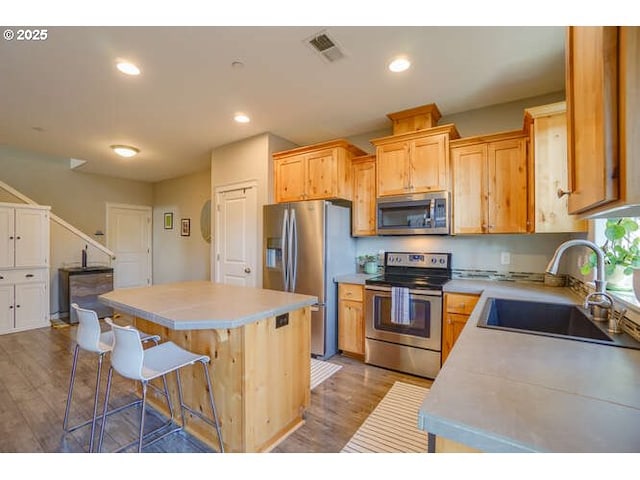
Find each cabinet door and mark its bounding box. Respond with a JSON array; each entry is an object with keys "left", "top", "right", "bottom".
[
  {"left": 531, "top": 109, "right": 587, "bottom": 233},
  {"left": 352, "top": 158, "right": 377, "bottom": 236},
  {"left": 306, "top": 149, "right": 337, "bottom": 200},
  {"left": 0, "top": 285, "right": 14, "bottom": 333},
  {"left": 275, "top": 155, "right": 306, "bottom": 203},
  {"left": 442, "top": 312, "right": 469, "bottom": 365},
  {"left": 14, "top": 282, "right": 47, "bottom": 331},
  {"left": 410, "top": 133, "right": 449, "bottom": 192},
  {"left": 566, "top": 26, "right": 619, "bottom": 214},
  {"left": 452, "top": 144, "right": 487, "bottom": 234},
  {"left": 0, "top": 207, "right": 15, "bottom": 269},
  {"left": 338, "top": 299, "right": 364, "bottom": 356},
  {"left": 14, "top": 208, "right": 48, "bottom": 267},
  {"left": 377, "top": 142, "right": 409, "bottom": 196},
  {"left": 488, "top": 137, "right": 528, "bottom": 233}
]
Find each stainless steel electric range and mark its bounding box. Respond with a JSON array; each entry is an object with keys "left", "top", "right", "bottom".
[{"left": 364, "top": 252, "right": 452, "bottom": 379}]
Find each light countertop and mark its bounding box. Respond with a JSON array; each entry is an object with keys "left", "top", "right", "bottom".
[
  {"left": 419, "top": 280, "right": 640, "bottom": 452},
  {"left": 99, "top": 281, "right": 317, "bottom": 331}
]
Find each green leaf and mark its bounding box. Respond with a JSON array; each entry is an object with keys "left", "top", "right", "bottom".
[
  {"left": 605, "top": 263, "right": 616, "bottom": 276},
  {"left": 621, "top": 218, "right": 639, "bottom": 233},
  {"left": 624, "top": 266, "right": 634, "bottom": 275},
  {"left": 580, "top": 263, "right": 593, "bottom": 275},
  {"left": 605, "top": 224, "right": 626, "bottom": 241}
]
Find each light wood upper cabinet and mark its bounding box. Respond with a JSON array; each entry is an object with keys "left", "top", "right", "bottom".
[
  {"left": 565, "top": 27, "right": 640, "bottom": 217},
  {"left": 351, "top": 155, "right": 377, "bottom": 236},
  {"left": 524, "top": 102, "right": 587, "bottom": 233},
  {"left": 273, "top": 140, "right": 366, "bottom": 204},
  {"left": 451, "top": 131, "right": 529, "bottom": 234},
  {"left": 372, "top": 125, "right": 460, "bottom": 197}
]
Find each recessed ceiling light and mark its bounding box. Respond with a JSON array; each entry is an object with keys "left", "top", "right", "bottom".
[
  {"left": 234, "top": 113, "right": 250, "bottom": 124},
  {"left": 388, "top": 57, "right": 411, "bottom": 73},
  {"left": 116, "top": 61, "right": 141, "bottom": 76},
  {"left": 110, "top": 145, "right": 140, "bottom": 158}
]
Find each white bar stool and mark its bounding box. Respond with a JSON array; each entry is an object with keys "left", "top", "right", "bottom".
[
  {"left": 63, "top": 303, "right": 160, "bottom": 452},
  {"left": 97, "top": 318, "right": 224, "bottom": 453}
]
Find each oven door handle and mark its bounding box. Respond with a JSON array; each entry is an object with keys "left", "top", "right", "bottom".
[{"left": 365, "top": 285, "right": 442, "bottom": 297}]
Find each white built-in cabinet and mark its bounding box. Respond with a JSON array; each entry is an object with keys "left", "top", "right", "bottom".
[{"left": 0, "top": 203, "right": 50, "bottom": 335}]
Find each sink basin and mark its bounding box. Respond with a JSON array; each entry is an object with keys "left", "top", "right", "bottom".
[{"left": 477, "top": 298, "right": 617, "bottom": 345}]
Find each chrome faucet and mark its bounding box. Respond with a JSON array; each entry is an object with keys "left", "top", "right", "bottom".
[
  {"left": 546, "top": 239, "right": 606, "bottom": 293},
  {"left": 546, "top": 239, "right": 615, "bottom": 325}
]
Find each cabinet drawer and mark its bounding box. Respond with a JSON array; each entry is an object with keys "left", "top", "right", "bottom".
[
  {"left": 339, "top": 283, "right": 364, "bottom": 302},
  {"left": 445, "top": 293, "right": 479, "bottom": 315},
  {"left": 0, "top": 269, "right": 47, "bottom": 285}
]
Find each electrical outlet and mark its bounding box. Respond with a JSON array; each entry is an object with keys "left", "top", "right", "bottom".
[{"left": 500, "top": 252, "right": 511, "bottom": 265}]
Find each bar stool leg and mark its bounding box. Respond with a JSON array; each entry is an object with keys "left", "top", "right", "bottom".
[
  {"left": 175, "top": 369, "right": 187, "bottom": 427},
  {"left": 62, "top": 344, "right": 81, "bottom": 432},
  {"left": 88, "top": 353, "right": 105, "bottom": 452},
  {"left": 97, "top": 367, "right": 114, "bottom": 453},
  {"left": 201, "top": 361, "right": 224, "bottom": 453},
  {"left": 138, "top": 382, "right": 148, "bottom": 453}
]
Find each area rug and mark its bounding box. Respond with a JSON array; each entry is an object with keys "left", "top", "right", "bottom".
[
  {"left": 310, "top": 358, "right": 342, "bottom": 390},
  {"left": 341, "top": 381, "right": 429, "bottom": 453}
]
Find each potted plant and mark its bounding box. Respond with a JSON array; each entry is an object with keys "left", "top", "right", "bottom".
[
  {"left": 358, "top": 254, "right": 379, "bottom": 274},
  {"left": 581, "top": 217, "right": 640, "bottom": 291}
]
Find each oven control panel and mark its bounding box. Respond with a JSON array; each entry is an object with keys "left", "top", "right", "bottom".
[{"left": 385, "top": 252, "right": 450, "bottom": 269}]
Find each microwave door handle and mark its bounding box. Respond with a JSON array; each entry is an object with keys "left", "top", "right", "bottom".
[
  {"left": 429, "top": 198, "right": 435, "bottom": 227},
  {"left": 282, "top": 208, "right": 289, "bottom": 291}
]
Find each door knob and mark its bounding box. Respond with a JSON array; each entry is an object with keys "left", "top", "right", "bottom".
[
  {"left": 557, "top": 188, "right": 572, "bottom": 198},
  {"left": 244, "top": 267, "right": 251, "bottom": 274}
]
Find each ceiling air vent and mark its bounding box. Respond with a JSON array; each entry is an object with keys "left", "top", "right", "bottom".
[{"left": 305, "top": 30, "right": 346, "bottom": 63}]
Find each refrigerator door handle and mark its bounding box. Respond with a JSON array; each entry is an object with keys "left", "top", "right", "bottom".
[
  {"left": 290, "top": 208, "right": 298, "bottom": 292},
  {"left": 282, "top": 208, "right": 289, "bottom": 291}
]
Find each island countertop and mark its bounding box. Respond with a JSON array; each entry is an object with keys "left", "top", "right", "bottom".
[
  {"left": 99, "top": 281, "right": 318, "bottom": 330},
  {"left": 419, "top": 280, "right": 640, "bottom": 453}
]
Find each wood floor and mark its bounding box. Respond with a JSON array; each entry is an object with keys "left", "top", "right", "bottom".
[{"left": 0, "top": 322, "right": 432, "bottom": 453}]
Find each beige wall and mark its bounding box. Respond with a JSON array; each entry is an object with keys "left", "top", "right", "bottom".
[
  {"left": 210, "top": 132, "right": 298, "bottom": 286},
  {"left": 152, "top": 169, "right": 212, "bottom": 284},
  {"left": 0, "top": 146, "right": 153, "bottom": 241}
]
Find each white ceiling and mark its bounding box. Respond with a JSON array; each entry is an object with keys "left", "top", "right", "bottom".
[{"left": 0, "top": 26, "right": 566, "bottom": 183}]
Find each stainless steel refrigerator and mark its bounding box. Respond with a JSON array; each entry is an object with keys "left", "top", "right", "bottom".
[{"left": 263, "top": 200, "right": 356, "bottom": 359}]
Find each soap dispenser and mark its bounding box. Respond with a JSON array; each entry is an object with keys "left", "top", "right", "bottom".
[{"left": 81, "top": 245, "right": 88, "bottom": 269}]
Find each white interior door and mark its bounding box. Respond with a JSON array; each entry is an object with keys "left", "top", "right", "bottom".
[
  {"left": 106, "top": 203, "right": 152, "bottom": 289},
  {"left": 215, "top": 183, "right": 258, "bottom": 287}
]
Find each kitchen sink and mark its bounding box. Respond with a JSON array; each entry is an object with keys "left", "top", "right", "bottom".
[{"left": 476, "top": 298, "right": 640, "bottom": 349}]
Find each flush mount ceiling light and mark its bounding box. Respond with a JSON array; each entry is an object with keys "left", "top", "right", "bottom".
[
  {"left": 388, "top": 57, "right": 411, "bottom": 73},
  {"left": 116, "top": 61, "right": 141, "bottom": 76},
  {"left": 110, "top": 145, "right": 140, "bottom": 158},
  {"left": 234, "top": 113, "right": 251, "bottom": 124}
]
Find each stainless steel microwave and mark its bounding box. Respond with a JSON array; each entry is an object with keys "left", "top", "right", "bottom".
[{"left": 376, "top": 191, "right": 450, "bottom": 235}]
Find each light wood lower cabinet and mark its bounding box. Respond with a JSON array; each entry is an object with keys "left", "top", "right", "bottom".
[
  {"left": 441, "top": 293, "right": 479, "bottom": 364},
  {"left": 338, "top": 283, "right": 365, "bottom": 358}
]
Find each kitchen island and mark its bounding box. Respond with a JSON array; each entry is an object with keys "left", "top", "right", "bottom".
[
  {"left": 419, "top": 280, "right": 640, "bottom": 453},
  {"left": 99, "top": 281, "right": 317, "bottom": 453}
]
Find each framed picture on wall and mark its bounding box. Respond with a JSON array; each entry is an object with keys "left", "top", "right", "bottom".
[
  {"left": 164, "top": 212, "right": 173, "bottom": 230},
  {"left": 181, "top": 218, "right": 191, "bottom": 237}
]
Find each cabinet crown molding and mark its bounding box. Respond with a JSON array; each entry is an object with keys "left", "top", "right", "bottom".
[
  {"left": 272, "top": 139, "right": 366, "bottom": 159},
  {"left": 370, "top": 123, "right": 460, "bottom": 146}
]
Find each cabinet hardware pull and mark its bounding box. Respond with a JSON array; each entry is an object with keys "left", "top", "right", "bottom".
[
  {"left": 9, "top": 236, "right": 14, "bottom": 240},
  {"left": 25, "top": 274, "right": 34, "bottom": 278},
  {"left": 9, "top": 305, "right": 13, "bottom": 309},
  {"left": 0, "top": 276, "right": 3, "bottom": 280},
  {"left": 557, "top": 188, "right": 572, "bottom": 198},
  {"left": 16, "top": 236, "right": 21, "bottom": 240},
  {"left": 16, "top": 305, "right": 20, "bottom": 308}
]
